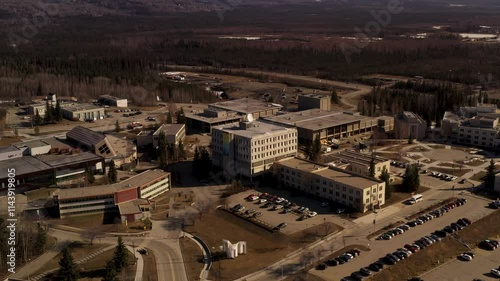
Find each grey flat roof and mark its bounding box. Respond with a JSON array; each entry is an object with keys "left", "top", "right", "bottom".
[
  {"left": 154, "top": 124, "right": 185, "bottom": 136},
  {"left": 15, "top": 140, "right": 50, "bottom": 149},
  {"left": 114, "top": 169, "right": 169, "bottom": 190},
  {"left": 58, "top": 185, "right": 117, "bottom": 199},
  {"left": 0, "top": 145, "right": 20, "bottom": 153},
  {"left": 264, "top": 109, "right": 374, "bottom": 131},
  {"left": 214, "top": 121, "right": 296, "bottom": 139},
  {"left": 314, "top": 167, "right": 382, "bottom": 188},
  {"left": 99, "top": 95, "right": 127, "bottom": 101},
  {"left": 185, "top": 112, "right": 241, "bottom": 124},
  {"left": 327, "top": 150, "right": 390, "bottom": 166},
  {"left": 278, "top": 157, "right": 381, "bottom": 188},
  {"left": 39, "top": 152, "right": 102, "bottom": 169},
  {"left": 38, "top": 137, "right": 72, "bottom": 150},
  {"left": 2, "top": 156, "right": 52, "bottom": 177},
  {"left": 63, "top": 104, "right": 103, "bottom": 112},
  {"left": 210, "top": 98, "right": 281, "bottom": 114}
]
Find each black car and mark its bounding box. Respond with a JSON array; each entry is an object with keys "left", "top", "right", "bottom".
[
  {"left": 360, "top": 267, "right": 371, "bottom": 276},
  {"left": 336, "top": 257, "right": 346, "bottom": 264},
  {"left": 350, "top": 272, "right": 364, "bottom": 281},
  {"left": 478, "top": 240, "right": 496, "bottom": 251},
  {"left": 408, "top": 221, "right": 418, "bottom": 227},
  {"left": 383, "top": 256, "right": 396, "bottom": 265},
  {"left": 489, "top": 202, "right": 500, "bottom": 209},
  {"left": 443, "top": 226, "right": 454, "bottom": 234},
  {"left": 315, "top": 263, "right": 326, "bottom": 270},
  {"left": 434, "top": 230, "right": 447, "bottom": 237},
  {"left": 326, "top": 259, "right": 338, "bottom": 266},
  {"left": 369, "top": 263, "right": 381, "bottom": 272}
]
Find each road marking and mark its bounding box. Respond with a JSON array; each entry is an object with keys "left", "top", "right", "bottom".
[{"left": 165, "top": 246, "right": 177, "bottom": 281}]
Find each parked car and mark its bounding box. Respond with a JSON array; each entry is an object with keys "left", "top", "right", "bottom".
[
  {"left": 308, "top": 211, "right": 318, "bottom": 217},
  {"left": 315, "top": 263, "right": 326, "bottom": 270},
  {"left": 479, "top": 240, "right": 497, "bottom": 251},
  {"left": 326, "top": 259, "right": 338, "bottom": 266},
  {"left": 491, "top": 268, "right": 500, "bottom": 277},
  {"left": 459, "top": 253, "right": 473, "bottom": 261},
  {"left": 320, "top": 202, "right": 330, "bottom": 207},
  {"left": 359, "top": 267, "right": 371, "bottom": 276},
  {"left": 277, "top": 222, "right": 288, "bottom": 229}
]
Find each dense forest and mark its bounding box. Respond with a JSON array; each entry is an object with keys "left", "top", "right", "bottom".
[{"left": 359, "top": 80, "right": 479, "bottom": 126}]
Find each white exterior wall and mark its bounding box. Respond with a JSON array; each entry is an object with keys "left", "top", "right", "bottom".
[{"left": 140, "top": 176, "right": 170, "bottom": 199}]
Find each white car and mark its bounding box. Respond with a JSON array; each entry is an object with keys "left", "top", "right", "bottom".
[
  {"left": 308, "top": 211, "right": 318, "bottom": 217},
  {"left": 459, "top": 253, "right": 473, "bottom": 261},
  {"left": 491, "top": 268, "right": 500, "bottom": 277},
  {"left": 259, "top": 199, "right": 267, "bottom": 204}
]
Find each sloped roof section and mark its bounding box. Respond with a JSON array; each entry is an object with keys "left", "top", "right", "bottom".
[{"left": 67, "top": 126, "right": 106, "bottom": 147}]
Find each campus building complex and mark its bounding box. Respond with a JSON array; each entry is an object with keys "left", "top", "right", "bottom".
[
  {"left": 211, "top": 121, "right": 297, "bottom": 178},
  {"left": 276, "top": 157, "right": 386, "bottom": 213},
  {"left": 442, "top": 105, "right": 500, "bottom": 148},
  {"left": 137, "top": 123, "right": 186, "bottom": 147}
]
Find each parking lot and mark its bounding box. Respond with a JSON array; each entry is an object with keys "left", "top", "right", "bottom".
[
  {"left": 310, "top": 194, "right": 497, "bottom": 281},
  {"left": 420, "top": 240, "right": 500, "bottom": 281},
  {"left": 226, "top": 190, "right": 349, "bottom": 235}
]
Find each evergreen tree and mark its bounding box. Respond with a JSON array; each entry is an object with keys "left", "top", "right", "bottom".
[
  {"left": 331, "top": 89, "right": 339, "bottom": 104},
  {"left": 113, "top": 236, "right": 128, "bottom": 273},
  {"left": 199, "top": 147, "right": 212, "bottom": 178},
  {"left": 178, "top": 140, "right": 186, "bottom": 160},
  {"left": 58, "top": 247, "right": 79, "bottom": 281},
  {"left": 103, "top": 260, "right": 118, "bottom": 281},
  {"left": 485, "top": 159, "right": 496, "bottom": 190},
  {"left": 85, "top": 166, "right": 95, "bottom": 184},
  {"left": 36, "top": 81, "right": 43, "bottom": 97},
  {"left": 166, "top": 111, "right": 173, "bottom": 124},
  {"left": 158, "top": 131, "right": 168, "bottom": 169},
  {"left": 107, "top": 161, "right": 117, "bottom": 183},
  {"left": 308, "top": 135, "right": 322, "bottom": 162},
  {"left": 193, "top": 147, "right": 200, "bottom": 177},
  {"left": 408, "top": 133, "right": 414, "bottom": 144},
  {"left": 54, "top": 99, "right": 63, "bottom": 121},
  {"left": 379, "top": 166, "right": 392, "bottom": 199},
  {"left": 34, "top": 110, "right": 43, "bottom": 126},
  {"left": 177, "top": 107, "right": 186, "bottom": 123},
  {"left": 369, "top": 154, "right": 376, "bottom": 178},
  {"left": 34, "top": 223, "right": 47, "bottom": 255},
  {"left": 44, "top": 100, "right": 54, "bottom": 123},
  {"left": 402, "top": 163, "right": 420, "bottom": 193},
  {"left": 114, "top": 120, "right": 120, "bottom": 133}
]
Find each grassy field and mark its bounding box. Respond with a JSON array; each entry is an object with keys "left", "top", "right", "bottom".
[
  {"left": 180, "top": 236, "right": 205, "bottom": 281},
  {"left": 182, "top": 208, "right": 342, "bottom": 281}
]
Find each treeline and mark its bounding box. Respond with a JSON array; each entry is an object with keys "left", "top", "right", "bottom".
[
  {"left": 0, "top": 218, "right": 48, "bottom": 277},
  {"left": 359, "top": 80, "right": 478, "bottom": 126}
]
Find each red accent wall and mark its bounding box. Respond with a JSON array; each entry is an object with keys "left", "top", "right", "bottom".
[{"left": 115, "top": 188, "right": 138, "bottom": 204}]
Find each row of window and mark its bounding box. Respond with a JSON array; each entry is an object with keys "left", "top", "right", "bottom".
[
  {"left": 60, "top": 195, "right": 114, "bottom": 203},
  {"left": 459, "top": 128, "right": 496, "bottom": 136},
  {"left": 62, "top": 206, "right": 118, "bottom": 216},
  {"left": 60, "top": 202, "right": 114, "bottom": 210}
]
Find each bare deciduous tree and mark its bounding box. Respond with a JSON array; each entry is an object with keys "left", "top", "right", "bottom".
[{"left": 81, "top": 229, "right": 102, "bottom": 245}]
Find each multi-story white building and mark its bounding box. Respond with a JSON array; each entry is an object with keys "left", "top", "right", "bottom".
[
  {"left": 276, "top": 157, "right": 385, "bottom": 213},
  {"left": 212, "top": 121, "right": 297, "bottom": 178}
]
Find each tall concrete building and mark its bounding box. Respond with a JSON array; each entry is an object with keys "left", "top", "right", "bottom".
[
  {"left": 298, "top": 94, "right": 331, "bottom": 111},
  {"left": 394, "top": 111, "right": 427, "bottom": 140},
  {"left": 212, "top": 121, "right": 297, "bottom": 178}
]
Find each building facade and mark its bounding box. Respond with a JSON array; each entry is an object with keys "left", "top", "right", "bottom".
[
  {"left": 394, "top": 111, "right": 427, "bottom": 140},
  {"left": 62, "top": 104, "right": 105, "bottom": 121},
  {"left": 212, "top": 121, "right": 297, "bottom": 178},
  {"left": 276, "top": 157, "right": 385, "bottom": 213},
  {"left": 186, "top": 108, "right": 241, "bottom": 133},
  {"left": 209, "top": 98, "right": 282, "bottom": 120},
  {"left": 137, "top": 124, "right": 186, "bottom": 147},
  {"left": 298, "top": 94, "right": 331, "bottom": 111},
  {"left": 56, "top": 169, "right": 170, "bottom": 219}
]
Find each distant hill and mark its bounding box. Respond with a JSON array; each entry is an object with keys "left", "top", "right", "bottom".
[{"left": 0, "top": 0, "right": 312, "bottom": 18}]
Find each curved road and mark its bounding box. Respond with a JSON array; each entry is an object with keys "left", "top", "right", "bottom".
[
  {"left": 167, "top": 65, "right": 373, "bottom": 110},
  {"left": 9, "top": 224, "right": 187, "bottom": 281}
]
